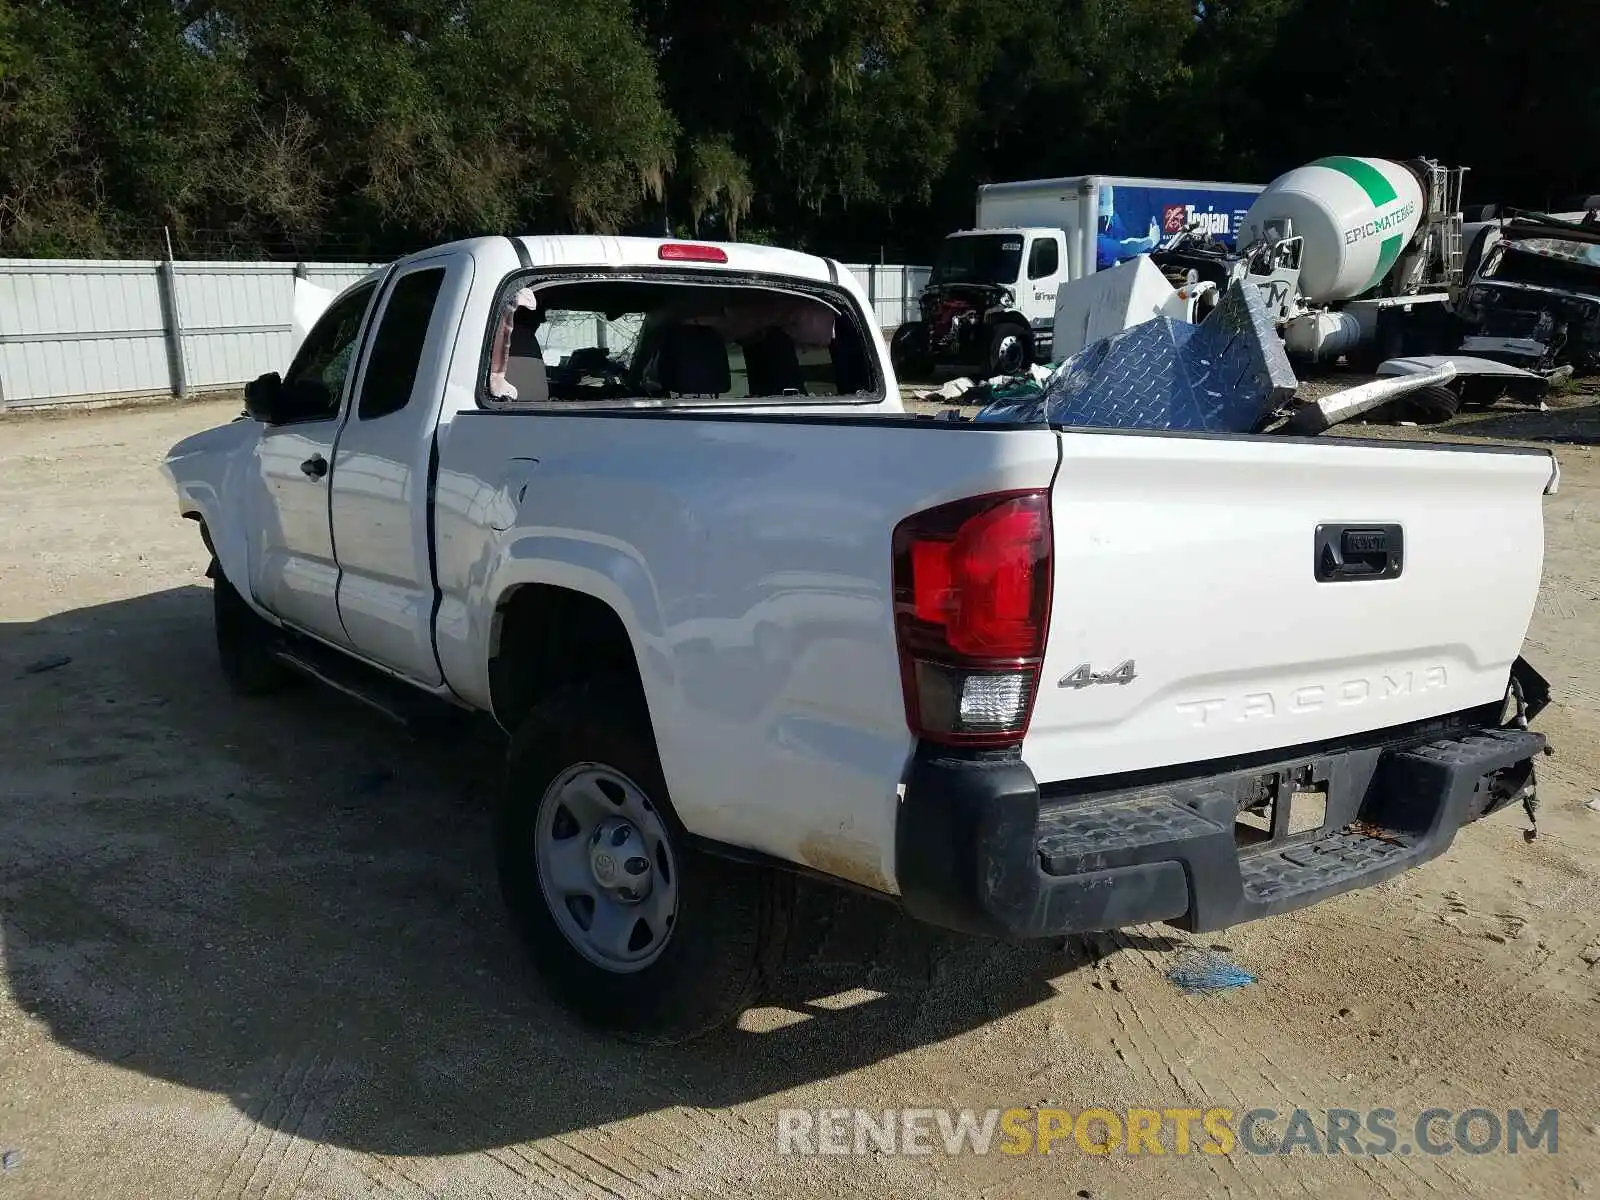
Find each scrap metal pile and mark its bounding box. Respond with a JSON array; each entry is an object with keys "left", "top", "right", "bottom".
[
  {"left": 1457, "top": 209, "right": 1600, "bottom": 377},
  {"left": 970, "top": 281, "right": 1456, "bottom": 435}
]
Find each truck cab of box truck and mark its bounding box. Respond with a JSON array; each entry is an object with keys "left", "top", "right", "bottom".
[{"left": 889, "top": 227, "right": 1069, "bottom": 379}]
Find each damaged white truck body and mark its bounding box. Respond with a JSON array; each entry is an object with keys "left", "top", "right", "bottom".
[{"left": 165, "top": 234, "right": 1557, "bottom": 1042}]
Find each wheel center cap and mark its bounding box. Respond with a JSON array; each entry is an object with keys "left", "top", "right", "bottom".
[{"left": 590, "top": 817, "right": 652, "bottom": 901}]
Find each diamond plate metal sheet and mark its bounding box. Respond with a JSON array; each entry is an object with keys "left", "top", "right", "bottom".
[{"left": 977, "top": 282, "right": 1297, "bottom": 432}]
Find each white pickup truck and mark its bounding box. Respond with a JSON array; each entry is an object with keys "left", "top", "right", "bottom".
[{"left": 164, "top": 234, "right": 1556, "bottom": 1042}]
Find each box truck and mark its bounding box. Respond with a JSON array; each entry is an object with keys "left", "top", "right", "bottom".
[{"left": 890, "top": 174, "right": 1264, "bottom": 377}]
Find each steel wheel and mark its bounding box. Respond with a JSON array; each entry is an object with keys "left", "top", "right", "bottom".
[
  {"left": 499, "top": 683, "right": 791, "bottom": 1041},
  {"left": 988, "top": 323, "right": 1029, "bottom": 376},
  {"left": 535, "top": 763, "right": 679, "bottom": 973}
]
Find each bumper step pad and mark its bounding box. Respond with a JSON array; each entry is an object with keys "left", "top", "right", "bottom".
[
  {"left": 1240, "top": 830, "right": 1413, "bottom": 904},
  {"left": 1037, "top": 792, "right": 1226, "bottom": 876}
]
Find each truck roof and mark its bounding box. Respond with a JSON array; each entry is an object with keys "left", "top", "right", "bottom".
[{"left": 392, "top": 234, "right": 838, "bottom": 285}]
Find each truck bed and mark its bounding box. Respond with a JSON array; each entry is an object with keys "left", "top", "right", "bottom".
[{"left": 432, "top": 406, "right": 1554, "bottom": 897}]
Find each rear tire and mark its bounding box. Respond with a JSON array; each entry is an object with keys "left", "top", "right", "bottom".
[
  {"left": 213, "top": 567, "right": 292, "bottom": 695},
  {"left": 495, "top": 682, "right": 790, "bottom": 1043}
]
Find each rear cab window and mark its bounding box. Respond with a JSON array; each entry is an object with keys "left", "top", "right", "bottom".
[
  {"left": 479, "top": 271, "right": 882, "bottom": 409},
  {"left": 358, "top": 268, "right": 446, "bottom": 420}
]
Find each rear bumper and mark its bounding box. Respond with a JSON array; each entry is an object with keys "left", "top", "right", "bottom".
[{"left": 895, "top": 720, "right": 1545, "bottom": 939}]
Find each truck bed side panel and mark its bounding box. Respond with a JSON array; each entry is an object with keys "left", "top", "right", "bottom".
[{"left": 433, "top": 412, "right": 1062, "bottom": 893}]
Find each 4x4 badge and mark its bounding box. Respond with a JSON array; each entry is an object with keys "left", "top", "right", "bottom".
[{"left": 1059, "top": 660, "right": 1138, "bottom": 688}]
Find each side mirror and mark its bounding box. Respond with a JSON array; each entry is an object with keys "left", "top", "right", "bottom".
[{"left": 244, "top": 372, "right": 284, "bottom": 423}]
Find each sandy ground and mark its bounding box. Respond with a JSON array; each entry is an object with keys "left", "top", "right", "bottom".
[{"left": 1, "top": 395, "right": 1598, "bottom": 1199}]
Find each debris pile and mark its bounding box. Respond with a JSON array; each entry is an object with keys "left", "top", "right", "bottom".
[
  {"left": 975, "top": 281, "right": 1296, "bottom": 432},
  {"left": 926, "top": 280, "right": 1521, "bottom": 435}
]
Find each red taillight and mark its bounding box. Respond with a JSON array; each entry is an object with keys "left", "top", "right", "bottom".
[
  {"left": 658, "top": 242, "right": 729, "bottom": 263},
  {"left": 892, "top": 490, "right": 1052, "bottom": 747}
]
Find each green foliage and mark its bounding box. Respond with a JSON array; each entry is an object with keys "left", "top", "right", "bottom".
[
  {"left": 1, "top": 0, "right": 675, "bottom": 255},
  {"left": 2, "top": 0, "right": 1598, "bottom": 259},
  {"left": 687, "top": 137, "right": 752, "bottom": 239}
]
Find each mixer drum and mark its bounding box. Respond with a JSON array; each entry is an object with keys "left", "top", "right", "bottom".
[{"left": 1241, "top": 157, "right": 1427, "bottom": 304}]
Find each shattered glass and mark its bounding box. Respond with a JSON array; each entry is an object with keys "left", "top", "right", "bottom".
[{"left": 975, "top": 281, "right": 1297, "bottom": 432}]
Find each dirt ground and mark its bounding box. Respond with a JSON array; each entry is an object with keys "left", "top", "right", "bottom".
[{"left": 1, "top": 394, "right": 1597, "bottom": 1200}]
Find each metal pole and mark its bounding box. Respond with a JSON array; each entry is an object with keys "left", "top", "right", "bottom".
[{"left": 157, "top": 226, "right": 189, "bottom": 398}]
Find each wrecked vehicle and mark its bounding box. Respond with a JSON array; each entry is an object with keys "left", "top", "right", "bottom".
[
  {"left": 166, "top": 235, "right": 1555, "bottom": 1044},
  {"left": 891, "top": 230, "right": 1052, "bottom": 378},
  {"left": 1456, "top": 210, "right": 1600, "bottom": 376}
]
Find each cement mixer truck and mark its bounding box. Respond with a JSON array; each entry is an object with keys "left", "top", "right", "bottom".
[
  {"left": 1238, "top": 156, "right": 1467, "bottom": 363},
  {"left": 1057, "top": 157, "right": 1473, "bottom": 372}
]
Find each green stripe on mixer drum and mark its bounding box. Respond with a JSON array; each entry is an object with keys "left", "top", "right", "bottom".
[
  {"left": 1311, "top": 156, "right": 1399, "bottom": 207},
  {"left": 1367, "top": 234, "right": 1405, "bottom": 291}
]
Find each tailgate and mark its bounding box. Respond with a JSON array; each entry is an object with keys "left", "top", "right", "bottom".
[{"left": 1022, "top": 431, "right": 1555, "bottom": 784}]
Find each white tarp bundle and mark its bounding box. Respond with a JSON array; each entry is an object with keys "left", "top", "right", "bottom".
[
  {"left": 1051, "top": 254, "right": 1189, "bottom": 362},
  {"left": 290, "top": 275, "right": 338, "bottom": 358}
]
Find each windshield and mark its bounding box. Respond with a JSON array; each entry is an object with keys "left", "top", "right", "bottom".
[
  {"left": 931, "top": 235, "right": 1024, "bottom": 286},
  {"left": 1515, "top": 237, "right": 1600, "bottom": 268}
]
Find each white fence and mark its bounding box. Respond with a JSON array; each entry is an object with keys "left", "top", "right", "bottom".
[
  {"left": 844, "top": 263, "right": 932, "bottom": 331},
  {"left": 0, "top": 257, "right": 928, "bottom": 410},
  {"left": 0, "top": 259, "right": 380, "bottom": 409}
]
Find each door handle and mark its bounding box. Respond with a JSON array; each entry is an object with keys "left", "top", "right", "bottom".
[{"left": 300, "top": 454, "right": 328, "bottom": 480}]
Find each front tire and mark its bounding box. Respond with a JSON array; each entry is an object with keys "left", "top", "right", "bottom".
[
  {"left": 212, "top": 566, "right": 291, "bottom": 695},
  {"left": 987, "top": 321, "right": 1030, "bottom": 377},
  {"left": 890, "top": 321, "right": 934, "bottom": 379},
  {"left": 496, "top": 683, "right": 789, "bottom": 1043}
]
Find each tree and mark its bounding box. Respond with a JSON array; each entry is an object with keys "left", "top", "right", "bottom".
[
  {"left": 3, "top": 0, "right": 1600, "bottom": 259},
  {"left": 639, "top": 0, "right": 1016, "bottom": 252},
  {"left": 0, "top": 0, "right": 238, "bottom": 255},
  {"left": 196, "top": 0, "right": 676, "bottom": 246},
  {"left": 0, "top": 0, "right": 676, "bottom": 256}
]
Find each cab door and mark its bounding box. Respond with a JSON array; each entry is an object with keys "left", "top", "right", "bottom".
[
  {"left": 1025, "top": 234, "right": 1066, "bottom": 360},
  {"left": 328, "top": 253, "right": 472, "bottom": 684},
  {"left": 250, "top": 279, "right": 379, "bottom": 645}
]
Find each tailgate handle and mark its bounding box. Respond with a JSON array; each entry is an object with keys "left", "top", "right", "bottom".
[{"left": 1315, "top": 523, "right": 1403, "bottom": 582}]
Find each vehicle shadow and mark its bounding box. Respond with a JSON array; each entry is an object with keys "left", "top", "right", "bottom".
[
  {"left": 0, "top": 584, "right": 1178, "bottom": 1157},
  {"left": 1423, "top": 396, "right": 1600, "bottom": 445}
]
